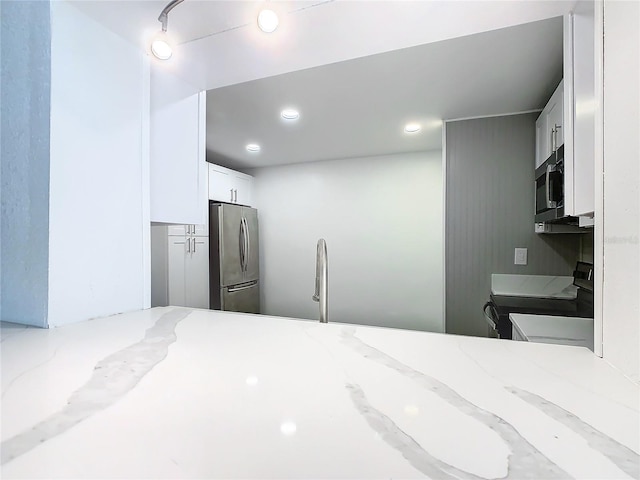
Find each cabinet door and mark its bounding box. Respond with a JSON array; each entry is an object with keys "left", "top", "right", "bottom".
[
  {"left": 572, "top": 2, "right": 596, "bottom": 216},
  {"left": 209, "top": 164, "right": 234, "bottom": 203},
  {"left": 192, "top": 223, "right": 208, "bottom": 236},
  {"left": 535, "top": 115, "right": 547, "bottom": 168},
  {"left": 232, "top": 174, "right": 252, "bottom": 206},
  {"left": 186, "top": 237, "right": 210, "bottom": 309},
  {"left": 546, "top": 82, "right": 564, "bottom": 152},
  {"left": 151, "top": 87, "right": 207, "bottom": 225},
  {"left": 167, "top": 237, "right": 187, "bottom": 306}
]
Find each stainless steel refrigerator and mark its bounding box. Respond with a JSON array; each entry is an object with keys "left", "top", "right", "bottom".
[{"left": 209, "top": 202, "right": 260, "bottom": 313}]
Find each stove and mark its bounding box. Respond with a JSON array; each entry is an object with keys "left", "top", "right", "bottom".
[{"left": 483, "top": 263, "right": 594, "bottom": 339}]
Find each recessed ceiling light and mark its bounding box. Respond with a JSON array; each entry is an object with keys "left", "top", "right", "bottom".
[
  {"left": 246, "top": 144, "right": 261, "bottom": 153},
  {"left": 257, "top": 9, "right": 279, "bottom": 33},
  {"left": 404, "top": 123, "right": 421, "bottom": 133},
  {"left": 281, "top": 108, "right": 299, "bottom": 120}
]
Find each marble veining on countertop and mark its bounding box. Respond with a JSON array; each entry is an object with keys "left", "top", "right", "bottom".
[
  {"left": 1, "top": 307, "right": 638, "bottom": 479},
  {"left": 491, "top": 274, "right": 578, "bottom": 299}
]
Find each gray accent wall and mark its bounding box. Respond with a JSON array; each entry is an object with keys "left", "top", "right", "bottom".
[
  {"left": 445, "top": 114, "right": 580, "bottom": 337},
  {"left": 1, "top": 1, "right": 51, "bottom": 326}
]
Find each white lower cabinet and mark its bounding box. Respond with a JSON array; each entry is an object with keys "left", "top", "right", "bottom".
[{"left": 168, "top": 233, "right": 209, "bottom": 309}]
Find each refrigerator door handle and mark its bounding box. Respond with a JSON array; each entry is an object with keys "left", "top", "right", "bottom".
[
  {"left": 239, "top": 219, "right": 245, "bottom": 272},
  {"left": 244, "top": 217, "right": 250, "bottom": 273},
  {"left": 243, "top": 217, "right": 249, "bottom": 272}
]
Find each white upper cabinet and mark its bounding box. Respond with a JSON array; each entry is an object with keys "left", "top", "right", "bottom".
[
  {"left": 546, "top": 84, "right": 564, "bottom": 152},
  {"left": 534, "top": 10, "right": 596, "bottom": 218},
  {"left": 569, "top": 2, "right": 597, "bottom": 217},
  {"left": 208, "top": 164, "right": 232, "bottom": 202},
  {"left": 232, "top": 174, "right": 252, "bottom": 206},
  {"left": 208, "top": 163, "right": 253, "bottom": 206},
  {"left": 150, "top": 67, "right": 207, "bottom": 225},
  {"left": 535, "top": 80, "right": 564, "bottom": 169}
]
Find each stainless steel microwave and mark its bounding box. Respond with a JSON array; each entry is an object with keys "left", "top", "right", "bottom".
[{"left": 535, "top": 145, "right": 571, "bottom": 223}]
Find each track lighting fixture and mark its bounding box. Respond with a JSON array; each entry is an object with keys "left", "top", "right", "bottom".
[{"left": 151, "top": 0, "right": 185, "bottom": 60}]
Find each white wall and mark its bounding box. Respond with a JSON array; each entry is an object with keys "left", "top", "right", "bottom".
[
  {"left": 47, "top": 1, "right": 147, "bottom": 326},
  {"left": 249, "top": 151, "right": 443, "bottom": 332},
  {"left": 0, "top": 0, "right": 51, "bottom": 327},
  {"left": 601, "top": 0, "right": 639, "bottom": 382}
]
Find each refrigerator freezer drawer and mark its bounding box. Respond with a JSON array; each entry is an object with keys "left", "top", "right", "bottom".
[{"left": 221, "top": 281, "right": 260, "bottom": 314}]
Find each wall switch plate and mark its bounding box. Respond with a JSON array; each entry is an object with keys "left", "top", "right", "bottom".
[{"left": 514, "top": 248, "right": 528, "bottom": 265}]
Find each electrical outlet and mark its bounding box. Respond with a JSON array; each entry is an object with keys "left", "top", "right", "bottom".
[{"left": 514, "top": 248, "right": 528, "bottom": 265}]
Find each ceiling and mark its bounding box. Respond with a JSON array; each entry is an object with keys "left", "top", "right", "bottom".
[
  {"left": 206, "top": 17, "right": 563, "bottom": 169},
  {"left": 71, "top": 1, "right": 566, "bottom": 170},
  {"left": 70, "top": 1, "right": 322, "bottom": 47}
]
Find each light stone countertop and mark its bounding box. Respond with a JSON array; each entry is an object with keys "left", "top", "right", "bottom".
[
  {"left": 491, "top": 274, "right": 578, "bottom": 299},
  {"left": 510, "top": 313, "right": 595, "bottom": 350},
  {"left": 1, "top": 307, "right": 638, "bottom": 479}
]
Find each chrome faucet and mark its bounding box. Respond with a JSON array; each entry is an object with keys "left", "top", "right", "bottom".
[{"left": 312, "top": 238, "right": 328, "bottom": 323}]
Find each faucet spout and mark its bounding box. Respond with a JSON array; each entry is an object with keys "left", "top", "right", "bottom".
[{"left": 312, "top": 239, "right": 328, "bottom": 323}]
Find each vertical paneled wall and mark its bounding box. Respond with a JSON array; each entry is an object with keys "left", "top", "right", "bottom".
[{"left": 445, "top": 114, "right": 580, "bottom": 337}]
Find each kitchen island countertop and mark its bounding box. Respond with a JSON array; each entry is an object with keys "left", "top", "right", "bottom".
[{"left": 1, "top": 307, "right": 638, "bottom": 479}]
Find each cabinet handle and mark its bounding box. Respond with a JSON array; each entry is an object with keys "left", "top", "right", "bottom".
[
  {"left": 230, "top": 188, "right": 234, "bottom": 202},
  {"left": 186, "top": 236, "right": 191, "bottom": 253},
  {"left": 550, "top": 128, "right": 555, "bottom": 153},
  {"left": 234, "top": 189, "right": 238, "bottom": 203},
  {"left": 554, "top": 124, "right": 561, "bottom": 152}
]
